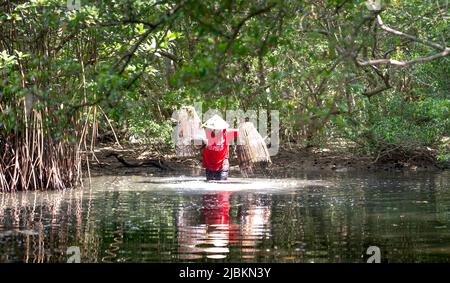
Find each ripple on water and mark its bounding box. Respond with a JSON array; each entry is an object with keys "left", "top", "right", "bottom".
[{"left": 88, "top": 175, "right": 333, "bottom": 194}]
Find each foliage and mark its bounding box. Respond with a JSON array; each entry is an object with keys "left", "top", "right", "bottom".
[
  {"left": 1, "top": 0, "right": 449, "bottom": 190},
  {"left": 128, "top": 117, "right": 173, "bottom": 146},
  {"left": 333, "top": 92, "right": 449, "bottom": 156}
]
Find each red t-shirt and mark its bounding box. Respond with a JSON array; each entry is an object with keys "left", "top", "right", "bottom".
[{"left": 202, "top": 129, "right": 237, "bottom": 171}]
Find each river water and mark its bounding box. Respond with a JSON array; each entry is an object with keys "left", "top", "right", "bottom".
[{"left": 0, "top": 171, "right": 449, "bottom": 262}]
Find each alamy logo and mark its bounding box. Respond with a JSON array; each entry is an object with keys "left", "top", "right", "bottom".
[
  {"left": 171, "top": 102, "right": 280, "bottom": 156},
  {"left": 67, "top": 0, "right": 81, "bottom": 11},
  {"left": 67, "top": 246, "right": 81, "bottom": 263},
  {"left": 366, "top": 0, "right": 381, "bottom": 11},
  {"left": 366, "top": 246, "right": 381, "bottom": 263}
]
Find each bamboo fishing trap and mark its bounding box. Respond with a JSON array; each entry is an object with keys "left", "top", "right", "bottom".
[
  {"left": 173, "top": 106, "right": 205, "bottom": 157},
  {"left": 236, "top": 122, "right": 272, "bottom": 176}
]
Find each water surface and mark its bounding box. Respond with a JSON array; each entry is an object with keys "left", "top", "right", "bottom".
[{"left": 0, "top": 171, "right": 449, "bottom": 262}]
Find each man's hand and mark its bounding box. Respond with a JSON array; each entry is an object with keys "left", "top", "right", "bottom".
[{"left": 192, "top": 137, "right": 207, "bottom": 149}]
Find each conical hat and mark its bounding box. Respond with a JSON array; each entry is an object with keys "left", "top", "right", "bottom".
[{"left": 202, "top": 114, "right": 230, "bottom": 129}]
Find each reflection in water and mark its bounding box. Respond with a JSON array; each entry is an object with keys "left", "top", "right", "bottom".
[
  {"left": 0, "top": 172, "right": 449, "bottom": 262},
  {"left": 177, "top": 192, "right": 234, "bottom": 260},
  {"left": 0, "top": 189, "right": 94, "bottom": 262},
  {"left": 238, "top": 195, "right": 272, "bottom": 260},
  {"left": 176, "top": 192, "right": 271, "bottom": 260},
  {"left": 201, "top": 192, "right": 233, "bottom": 258}
]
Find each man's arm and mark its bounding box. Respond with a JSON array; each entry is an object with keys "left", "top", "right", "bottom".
[{"left": 192, "top": 131, "right": 208, "bottom": 149}]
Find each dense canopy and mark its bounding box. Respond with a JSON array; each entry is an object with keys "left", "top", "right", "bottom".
[{"left": 0, "top": 0, "right": 449, "bottom": 190}]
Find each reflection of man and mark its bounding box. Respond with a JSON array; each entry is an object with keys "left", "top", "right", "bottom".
[
  {"left": 202, "top": 192, "right": 233, "bottom": 248},
  {"left": 176, "top": 193, "right": 272, "bottom": 260},
  {"left": 202, "top": 192, "right": 230, "bottom": 225},
  {"left": 176, "top": 192, "right": 235, "bottom": 260}
]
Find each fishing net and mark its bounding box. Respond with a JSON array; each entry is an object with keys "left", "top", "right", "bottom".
[
  {"left": 237, "top": 122, "right": 272, "bottom": 176},
  {"left": 173, "top": 106, "right": 205, "bottom": 157}
]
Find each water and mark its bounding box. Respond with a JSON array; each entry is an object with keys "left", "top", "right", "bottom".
[{"left": 0, "top": 171, "right": 449, "bottom": 263}]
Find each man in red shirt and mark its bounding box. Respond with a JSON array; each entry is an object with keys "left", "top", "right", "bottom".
[{"left": 200, "top": 115, "right": 238, "bottom": 181}]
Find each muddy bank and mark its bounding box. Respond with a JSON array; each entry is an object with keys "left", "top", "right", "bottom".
[{"left": 84, "top": 143, "right": 448, "bottom": 177}]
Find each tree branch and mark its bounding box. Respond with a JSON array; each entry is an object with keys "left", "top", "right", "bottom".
[
  {"left": 357, "top": 14, "right": 450, "bottom": 67},
  {"left": 112, "top": 2, "right": 185, "bottom": 75},
  {"left": 358, "top": 49, "right": 450, "bottom": 67},
  {"left": 156, "top": 50, "right": 180, "bottom": 64},
  {"left": 363, "top": 83, "right": 391, "bottom": 97},
  {"left": 376, "top": 15, "right": 446, "bottom": 51},
  {"left": 217, "top": 3, "right": 277, "bottom": 72}
]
